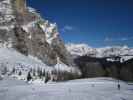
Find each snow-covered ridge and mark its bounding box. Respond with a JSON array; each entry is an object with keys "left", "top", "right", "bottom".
[
  {"left": 25, "top": 7, "right": 59, "bottom": 45},
  {"left": 66, "top": 43, "right": 133, "bottom": 61},
  {"left": 66, "top": 43, "right": 96, "bottom": 56}
]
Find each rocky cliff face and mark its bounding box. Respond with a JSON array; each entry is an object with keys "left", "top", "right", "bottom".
[
  {"left": 0, "top": 0, "right": 81, "bottom": 80},
  {"left": 0, "top": 0, "right": 70, "bottom": 65}
]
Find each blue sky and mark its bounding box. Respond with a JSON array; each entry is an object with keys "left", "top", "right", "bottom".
[{"left": 27, "top": 0, "right": 133, "bottom": 47}]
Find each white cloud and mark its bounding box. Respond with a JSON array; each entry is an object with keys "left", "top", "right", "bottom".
[
  {"left": 104, "top": 37, "right": 113, "bottom": 42},
  {"left": 61, "top": 25, "right": 74, "bottom": 32},
  {"left": 104, "top": 37, "right": 133, "bottom": 42},
  {"left": 121, "top": 38, "right": 128, "bottom": 41}
]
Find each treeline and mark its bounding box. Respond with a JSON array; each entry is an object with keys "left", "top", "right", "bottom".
[
  {"left": 75, "top": 55, "right": 133, "bottom": 81},
  {"left": 0, "top": 63, "right": 80, "bottom": 83}
]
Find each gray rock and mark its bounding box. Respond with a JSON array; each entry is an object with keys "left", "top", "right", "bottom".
[{"left": 0, "top": 0, "right": 81, "bottom": 80}]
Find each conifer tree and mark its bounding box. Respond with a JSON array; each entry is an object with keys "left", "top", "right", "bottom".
[{"left": 27, "top": 71, "right": 32, "bottom": 81}]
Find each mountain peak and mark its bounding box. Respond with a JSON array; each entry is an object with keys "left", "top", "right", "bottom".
[{"left": 0, "top": 0, "right": 81, "bottom": 81}]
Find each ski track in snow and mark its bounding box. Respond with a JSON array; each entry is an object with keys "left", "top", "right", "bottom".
[{"left": 0, "top": 77, "right": 133, "bottom": 100}]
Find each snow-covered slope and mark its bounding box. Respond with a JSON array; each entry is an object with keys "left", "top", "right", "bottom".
[
  {"left": 66, "top": 43, "right": 133, "bottom": 61},
  {"left": 0, "top": 47, "right": 81, "bottom": 81},
  {"left": 66, "top": 43, "right": 96, "bottom": 57},
  {"left": 0, "top": 77, "right": 133, "bottom": 100}
]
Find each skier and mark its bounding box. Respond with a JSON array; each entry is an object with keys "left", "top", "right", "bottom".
[
  {"left": 117, "top": 80, "right": 121, "bottom": 90},
  {"left": 118, "top": 83, "right": 120, "bottom": 90}
]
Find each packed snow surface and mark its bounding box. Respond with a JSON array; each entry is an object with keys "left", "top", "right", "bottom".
[{"left": 0, "top": 77, "right": 133, "bottom": 100}]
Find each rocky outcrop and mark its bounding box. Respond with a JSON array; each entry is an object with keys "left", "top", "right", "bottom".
[
  {"left": 0, "top": 0, "right": 81, "bottom": 81},
  {"left": 0, "top": 0, "right": 71, "bottom": 65}
]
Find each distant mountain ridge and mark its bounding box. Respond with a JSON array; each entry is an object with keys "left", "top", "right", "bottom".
[
  {"left": 66, "top": 43, "right": 133, "bottom": 62},
  {"left": 66, "top": 43, "right": 133, "bottom": 81}
]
